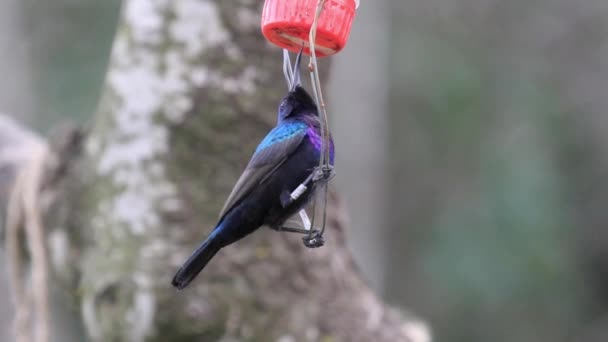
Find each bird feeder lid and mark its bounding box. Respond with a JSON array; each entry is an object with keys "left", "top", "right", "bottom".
[{"left": 261, "top": 0, "right": 357, "bottom": 57}]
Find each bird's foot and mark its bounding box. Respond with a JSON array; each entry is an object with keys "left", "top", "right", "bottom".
[
  {"left": 312, "top": 165, "right": 335, "bottom": 183},
  {"left": 302, "top": 230, "right": 325, "bottom": 248},
  {"left": 277, "top": 226, "right": 311, "bottom": 235},
  {"left": 277, "top": 226, "right": 325, "bottom": 248}
]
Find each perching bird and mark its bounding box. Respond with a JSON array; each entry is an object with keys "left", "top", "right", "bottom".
[{"left": 171, "top": 48, "right": 334, "bottom": 289}]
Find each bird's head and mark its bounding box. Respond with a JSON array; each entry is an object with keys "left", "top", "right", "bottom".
[{"left": 277, "top": 48, "right": 318, "bottom": 122}]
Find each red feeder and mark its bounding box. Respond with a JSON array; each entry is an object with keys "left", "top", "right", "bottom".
[{"left": 261, "top": 0, "right": 357, "bottom": 57}]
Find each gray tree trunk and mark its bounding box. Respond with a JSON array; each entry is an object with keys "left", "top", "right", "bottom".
[{"left": 22, "top": 1, "right": 430, "bottom": 341}]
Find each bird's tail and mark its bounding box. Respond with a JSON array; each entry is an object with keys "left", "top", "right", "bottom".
[{"left": 171, "top": 231, "right": 221, "bottom": 290}]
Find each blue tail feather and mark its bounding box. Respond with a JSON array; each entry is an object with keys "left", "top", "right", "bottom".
[{"left": 171, "top": 229, "right": 221, "bottom": 290}]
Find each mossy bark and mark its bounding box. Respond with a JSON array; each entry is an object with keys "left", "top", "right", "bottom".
[{"left": 55, "top": 1, "right": 426, "bottom": 341}]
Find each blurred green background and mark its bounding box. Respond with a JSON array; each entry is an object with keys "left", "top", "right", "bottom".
[{"left": 2, "top": 0, "right": 608, "bottom": 341}]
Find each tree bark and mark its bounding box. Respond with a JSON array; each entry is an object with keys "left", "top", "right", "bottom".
[{"left": 3, "top": 1, "right": 429, "bottom": 341}]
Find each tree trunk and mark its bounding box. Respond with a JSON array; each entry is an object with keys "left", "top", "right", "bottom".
[{"left": 3, "top": 1, "right": 428, "bottom": 341}]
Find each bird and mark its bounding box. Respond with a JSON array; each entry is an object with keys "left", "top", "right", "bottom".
[{"left": 171, "top": 48, "right": 335, "bottom": 290}]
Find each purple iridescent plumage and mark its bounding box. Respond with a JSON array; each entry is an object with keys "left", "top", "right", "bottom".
[{"left": 306, "top": 126, "right": 335, "bottom": 163}]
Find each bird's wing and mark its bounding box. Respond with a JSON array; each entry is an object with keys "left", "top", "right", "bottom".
[{"left": 218, "top": 125, "right": 307, "bottom": 219}]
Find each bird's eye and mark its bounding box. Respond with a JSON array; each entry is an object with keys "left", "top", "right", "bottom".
[{"left": 279, "top": 101, "right": 286, "bottom": 110}]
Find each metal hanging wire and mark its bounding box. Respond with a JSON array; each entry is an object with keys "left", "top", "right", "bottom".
[
  {"left": 280, "top": 0, "right": 335, "bottom": 248},
  {"left": 303, "top": 0, "right": 334, "bottom": 247},
  {"left": 309, "top": 0, "right": 331, "bottom": 170}
]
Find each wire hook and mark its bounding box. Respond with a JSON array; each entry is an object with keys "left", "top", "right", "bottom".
[{"left": 278, "top": 0, "right": 335, "bottom": 249}]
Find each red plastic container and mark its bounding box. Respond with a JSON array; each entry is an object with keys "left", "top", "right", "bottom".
[{"left": 261, "top": 0, "right": 357, "bottom": 57}]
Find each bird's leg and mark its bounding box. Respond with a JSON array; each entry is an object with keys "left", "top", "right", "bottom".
[
  {"left": 298, "top": 209, "right": 312, "bottom": 231},
  {"left": 276, "top": 226, "right": 311, "bottom": 235},
  {"left": 275, "top": 225, "right": 325, "bottom": 248},
  {"left": 281, "top": 166, "right": 335, "bottom": 209},
  {"left": 275, "top": 211, "right": 325, "bottom": 248},
  {"left": 273, "top": 167, "right": 333, "bottom": 249},
  {"left": 279, "top": 171, "right": 316, "bottom": 208},
  {"left": 275, "top": 210, "right": 311, "bottom": 234}
]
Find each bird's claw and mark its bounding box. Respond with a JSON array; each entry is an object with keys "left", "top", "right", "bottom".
[
  {"left": 278, "top": 226, "right": 310, "bottom": 234},
  {"left": 278, "top": 226, "right": 325, "bottom": 248},
  {"left": 312, "top": 166, "right": 335, "bottom": 183},
  {"left": 302, "top": 230, "right": 325, "bottom": 248}
]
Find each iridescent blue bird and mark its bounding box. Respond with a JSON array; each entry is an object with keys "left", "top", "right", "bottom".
[{"left": 172, "top": 48, "right": 335, "bottom": 289}]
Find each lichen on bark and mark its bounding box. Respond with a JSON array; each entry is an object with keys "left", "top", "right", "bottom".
[{"left": 80, "top": 0, "right": 260, "bottom": 340}]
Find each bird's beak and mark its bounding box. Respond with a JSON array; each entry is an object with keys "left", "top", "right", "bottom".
[{"left": 290, "top": 46, "right": 304, "bottom": 91}]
